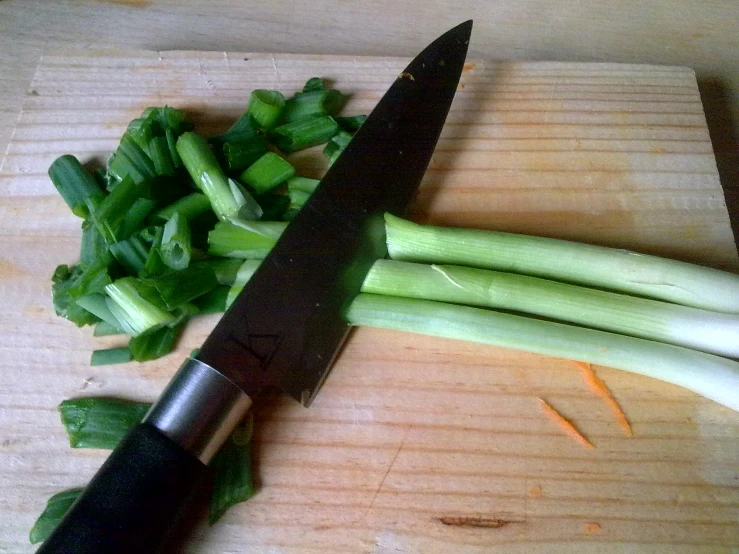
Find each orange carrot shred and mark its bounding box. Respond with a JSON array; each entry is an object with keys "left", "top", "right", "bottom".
[
  {"left": 574, "top": 361, "right": 633, "bottom": 437},
  {"left": 538, "top": 398, "right": 595, "bottom": 450}
]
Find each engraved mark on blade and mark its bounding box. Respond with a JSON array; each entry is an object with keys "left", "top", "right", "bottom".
[{"left": 226, "top": 331, "right": 282, "bottom": 371}]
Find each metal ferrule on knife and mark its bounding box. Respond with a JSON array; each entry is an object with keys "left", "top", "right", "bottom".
[{"left": 143, "top": 358, "right": 252, "bottom": 464}]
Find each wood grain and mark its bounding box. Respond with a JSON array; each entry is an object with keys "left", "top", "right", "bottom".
[{"left": 0, "top": 51, "right": 737, "bottom": 553}]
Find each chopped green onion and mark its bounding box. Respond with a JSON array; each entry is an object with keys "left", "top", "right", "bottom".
[
  {"left": 48, "top": 155, "right": 105, "bottom": 218},
  {"left": 152, "top": 193, "right": 212, "bottom": 223},
  {"left": 247, "top": 90, "right": 286, "bottom": 130},
  {"left": 140, "top": 226, "right": 167, "bottom": 278},
  {"left": 189, "top": 258, "right": 244, "bottom": 286},
  {"left": 363, "top": 260, "right": 739, "bottom": 359},
  {"left": 105, "top": 277, "right": 175, "bottom": 336},
  {"left": 210, "top": 113, "right": 257, "bottom": 144},
  {"left": 93, "top": 320, "right": 125, "bottom": 337},
  {"left": 88, "top": 176, "right": 142, "bottom": 243},
  {"left": 256, "top": 192, "right": 290, "bottom": 221},
  {"left": 226, "top": 260, "right": 262, "bottom": 307},
  {"left": 159, "top": 212, "right": 191, "bottom": 270},
  {"left": 118, "top": 198, "right": 157, "bottom": 241},
  {"left": 269, "top": 116, "right": 339, "bottom": 153},
  {"left": 323, "top": 130, "right": 353, "bottom": 166},
  {"left": 110, "top": 235, "right": 149, "bottom": 275},
  {"left": 166, "top": 128, "right": 183, "bottom": 168},
  {"left": 384, "top": 214, "right": 739, "bottom": 314},
  {"left": 128, "top": 323, "right": 183, "bottom": 361},
  {"left": 208, "top": 417, "right": 255, "bottom": 525},
  {"left": 148, "top": 136, "right": 176, "bottom": 176},
  {"left": 287, "top": 188, "right": 311, "bottom": 210},
  {"left": 192, "top": 285, "right": 230, "bottom": 314},
  {"left": 29, "top": 489, "right": 84, "bottom": 545},
  {"left": 335, "top": 114, "right": 367, "bottom": 132},
  {"left": 58, "top": 397, "right": 151, "bottom": 449},
  {"left": 286, "top": 176, "right": 320, "bottom": 194},
  {"left": 302, "top": 77, "right": 324, "bottom": 92},
  {"left": 222, "top": 135, "right": 268, "bottom": 172},
  {"left": 208, "top": 220, "right": 287, "bottom": 259},
  {"left": 80, "top": 220, "right": 110, "bottom": 267},
  {"left": 66, "top": 260, "right": 113, "bottom": 300},
  {"left": 176, "top": 132, "right": 262, "bottom": 221},
  {"left": 108, "top": 135, "right": 157, "bottom": 185},
  {"left": 239, "top": 152, "right": 295, "bottom": 195},
  {"left": 75, "top": 293, "right": 125, "bottom": 330},
  {"left": 51, "top": 265, "right": 102, "bottom": 327},
  {"left": 346, "top": 293, "right": 739, "bottom": 412},
  {"left": 145, "top": 266, "right": 220, "bottom": 310},
  {"left": 91, "top": 347, "right": 132, "bottom": 366},
  {"left": 281, "top": 89, "right": 344, "bottom": 123}
]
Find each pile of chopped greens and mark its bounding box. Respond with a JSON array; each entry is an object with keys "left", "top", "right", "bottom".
[{"left": 50, "top": 78, "right": 364, "bottom": 365}]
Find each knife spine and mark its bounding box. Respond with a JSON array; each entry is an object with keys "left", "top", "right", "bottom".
[{"left": 143, "top": 358, "right": 252, "bottom": 464}]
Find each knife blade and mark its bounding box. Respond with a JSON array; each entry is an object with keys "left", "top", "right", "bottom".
[{"left": 38, "top": 20, "right": 471, "bottom": 554}]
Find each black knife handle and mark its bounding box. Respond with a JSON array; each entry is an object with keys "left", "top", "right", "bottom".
[
  {"left": 36, "top": 423, "right": 206, "bottom": 554},
  {"left": 36, "top": 358, "right": 252, "bottom": 553}
]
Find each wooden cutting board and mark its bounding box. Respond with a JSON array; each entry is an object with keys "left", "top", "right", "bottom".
[{"left": 0, "top": 51, "right": 738, "bottom": 553}]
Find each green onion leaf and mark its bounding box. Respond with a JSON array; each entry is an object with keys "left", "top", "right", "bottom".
[
  {"left": 152, "top": 192, "right": 213, "bottom": 223},
  {"left": 80, "top": 220, "right": 111, "bottom": 267},
  {"left": 145, "top": 265, "right": 220, "bottom": 310},
  {"left": 222, "top": 135, "right": 269, "bottom": 173},
  {"left": 335, "top": 114, "right": 367, "bottom": 132},
  {"left": 192, "top": 285, "right": 230, "bottom": 314},
  {"left": 256, "top": 192, "right": 290, "bottom": 221},
  {"left": 148, "top": 136, "right": 176, "bottom": 176},
  {"left": 210, "top": 113, "right": 257, "bottom": 145},
  {"left": 58, "top": 397, "right": 151, "bottom": 449},
  {"left": 140, "top": 226, "right": 167, "bottom": 278},
  {"left": 91, "top": 347, "right": 132, "bottom": 366},
  {"left": 208, "top": 220, "right": 287, "bottom": 259},
  {"left": 51, "top": 265, "right": 102, "bottom": 327},
  {"left": 176, "top": 132, "right": 262, "bottom": 221},
  {"left": 281, "top": 89, "right": 344, "bottom": 123},
  {"left": 88, "top": 176, "right": 143, "bottom": 244},
  {"left": 239, "top": 152, "right": 295, "bottom": 195},
  {"left": 160, "top": 213, "right": 192, "bottom": 270},
  {"left": 287, "top": 188, "right": 311, "bottom": 211},
  {"left": 286, "top": 176, "right": 320, "bottom": 194},
  {"left": 247, "top": 90, "right": 286, "bottom": 130},
  {"left": 302, "top": 77, "right": 324, "bottom": 92},
  {"left": 208, "top": 417, "right": 255, "bottom": 525},
  {"left": 323, "top": 130, "right": 353, "bottom": 166},
  {"left": 105, "top": 277, "right": 175, "bottom": 336},
  {"left": 29, "top": 489, "right": 84, "bottom": 544},
  {"left": 108, "top": 135, "right": 157, "bottom": 185},
  {"left": 192, "top": 258, "right": 244, "bottom": 285},
  {"left": 118, "top": 198, "right": 157, "bottom": 242},
  {"left": 75, "top": 293, "right": 125, "bottom": 330},
  {"left": 269, "top": 116, "right": 339, "bottom": 153},
  {"left": 66, "top": 260, "right": 114, "bottom": 300},
  {"left": 226, "top": 260, "right": 262, "bottom": 307},
  {"left": 93, "top": 320, "right": 126, "bottom": 337},
  {"left": 48, "top": 155, "right": 105, "bottom": 218},
  {"left": 128, "top": 323, "right": 184, "bottom": 361},
  {"left": 109, "top": 235, "right": 149, "bottom": 275}
]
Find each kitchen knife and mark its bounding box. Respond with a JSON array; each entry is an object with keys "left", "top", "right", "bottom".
[{"left": 38, "top": 20, "right": 471, "bottom": 554}]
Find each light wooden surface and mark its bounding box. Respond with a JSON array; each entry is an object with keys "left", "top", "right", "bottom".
[
  {"left": 2, "top": 51, "right": 739, "bottom": 553},
  {"left": 0, "top": 1, "right": 738, "bottom": 193}
]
